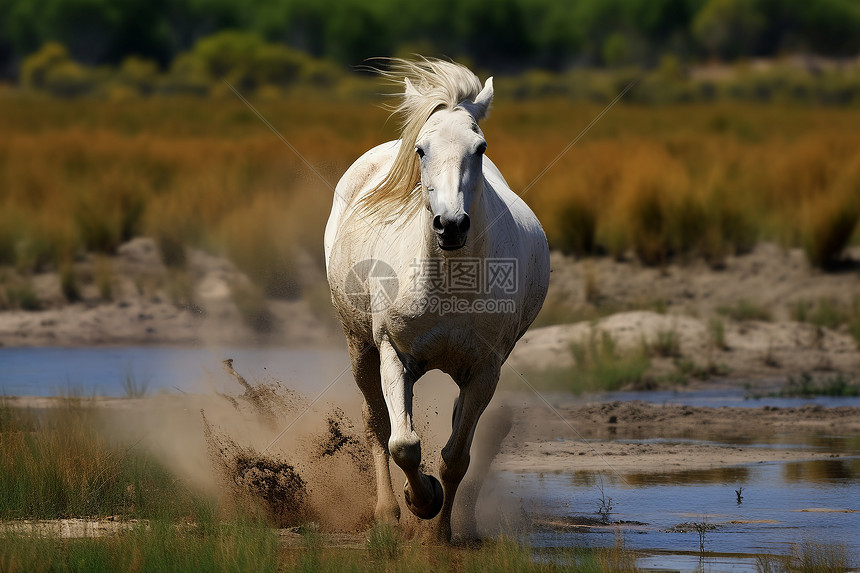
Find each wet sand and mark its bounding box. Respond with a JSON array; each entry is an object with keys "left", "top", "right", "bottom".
[{"left": 497, "top": 399, "right": 860, "bottom": 475}]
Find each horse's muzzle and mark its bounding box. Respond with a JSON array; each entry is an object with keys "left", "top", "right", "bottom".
[{"left": 433, "top": 213, "right": 469, "bottom": 250}]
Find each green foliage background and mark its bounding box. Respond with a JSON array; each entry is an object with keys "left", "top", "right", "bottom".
[{"left": 0, "top": 0, "right": 859, "bottom": 79}]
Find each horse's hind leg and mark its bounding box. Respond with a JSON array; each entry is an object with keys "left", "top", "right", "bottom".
[
  {"left": 347, "top": 335, "right": 399, "bottom": 523},
  {"left": 378, "top": 336, "right": 443, "bottom": 520},
  {"left": 435, "top": 365, "right": 500, "bottom": 543},
  {"left": 455, "top": 400, "right": 512, "bottom": 540}
]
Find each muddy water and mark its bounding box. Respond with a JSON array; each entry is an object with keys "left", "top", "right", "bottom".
[{"left": 500, "top": 436, "right": 859, "bottom": 572}]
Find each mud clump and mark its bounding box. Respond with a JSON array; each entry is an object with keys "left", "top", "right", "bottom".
[
  {"left": 202, "top": 410, "right": 312, "bottom": 527},
  {"left": 233, "top": 454, "right": 309, "bottom": 527}
]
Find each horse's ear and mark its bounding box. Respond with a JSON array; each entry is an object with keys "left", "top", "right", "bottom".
[
  {"left": 469, "top": 77, "right": 494, "bottom": 121},
  {"left": 404, "top": 77, "right": 420, "bottom": 98}
]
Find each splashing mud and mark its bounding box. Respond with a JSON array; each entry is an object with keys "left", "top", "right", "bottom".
[
  {"left": 97, "top": 358, "right": 517, "bottom": 538},
  {"left": 199, "top": 360, "right": 375, "bottom": 531}
]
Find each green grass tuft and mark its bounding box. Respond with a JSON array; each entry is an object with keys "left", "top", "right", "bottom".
[
  {"left": 567, "top": 331, "right": 651, "bottom": 392},
  {"left": 365, "top": 523, "right": 401, "bottom": 561}
]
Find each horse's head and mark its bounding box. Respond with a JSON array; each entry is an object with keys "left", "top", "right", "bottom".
[{"left": 411, "top": 77, "right": 493, "bottom": 251}]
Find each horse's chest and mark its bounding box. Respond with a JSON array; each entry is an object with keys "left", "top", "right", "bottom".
[{"left": 382, "top": 291, "right": 512, "bottom": 375}]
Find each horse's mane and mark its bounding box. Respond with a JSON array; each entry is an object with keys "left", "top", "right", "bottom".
[{"left": 357, "top": 58, "right": 485, "bottom": 217}]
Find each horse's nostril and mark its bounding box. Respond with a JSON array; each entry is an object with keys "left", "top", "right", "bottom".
[
  {"left": 433, "top": 213, "right": 470, "bottom": 236},
  {"left": 456, "top": 214, "right": 471, "bottom": 234},
  {"left": 432, "top": 215, "right": 445, "bottom": 233}
]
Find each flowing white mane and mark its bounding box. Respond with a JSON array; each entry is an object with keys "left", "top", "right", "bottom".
[{"left": 358, "top": 58, "right": 486, "bottom": 216}]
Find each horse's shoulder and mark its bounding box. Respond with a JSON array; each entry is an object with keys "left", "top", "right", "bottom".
[
  {"left": 482, "top": 157, "right": 544, "bottom": 237},
  {"left": 335, "top": 140, "right": 401, "bottom": 200},
  {"left": 344, "top": 140, "right": 401, "bottom": 179}
]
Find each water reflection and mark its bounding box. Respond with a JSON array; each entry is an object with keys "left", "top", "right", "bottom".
[
  {"left": 568, "top": 466, "right": 751, "bottom": 487},
  {"left": 624, "top": 466, "right": 752, "bottom": 487},
  {"left": 500, "top": 443, "right": 860, "bottom": 565},
  {"left": 782, "top": 458, "right": 860, "bottom": 484}
]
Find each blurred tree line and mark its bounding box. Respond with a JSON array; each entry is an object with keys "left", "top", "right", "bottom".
[{"left": 1, "top": 0, "right": 859, "bottom": 80}]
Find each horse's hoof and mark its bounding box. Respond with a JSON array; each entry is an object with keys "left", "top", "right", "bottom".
[{"left": 403, "top": 475, "right": 443, "bottom": 519}]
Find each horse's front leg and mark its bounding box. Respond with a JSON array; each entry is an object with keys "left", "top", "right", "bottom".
[
  {"left": 347, "top": 335, "right": 400, "bottom": 524},
  {"left": 435, "top": 364, "right": 500, "bottom": 543},
  {"left": 378, "top": 335, "right": 443, "bottom": 520}
]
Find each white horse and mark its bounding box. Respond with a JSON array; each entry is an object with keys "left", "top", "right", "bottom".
[{"left": 325, "top": 59, "right": 549, "bottom": 542}]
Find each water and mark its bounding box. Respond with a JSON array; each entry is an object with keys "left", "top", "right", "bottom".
[
  {"left": 502, "top": 455, "right": 860, "bottom": 572},
  {"left": 3, "top": 346, "right": 860, "bottom": 408},
  {"left": 0, "top": 346, "right": 351, "bottom": 397}
]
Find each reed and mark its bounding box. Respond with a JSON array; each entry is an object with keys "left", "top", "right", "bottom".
[{"left": 1, "top": 98, "right": 859, "bottom": 292}]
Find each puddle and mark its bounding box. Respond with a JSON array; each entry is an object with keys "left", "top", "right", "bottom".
[{"left": 499, "top": 454, "right": 859, "bottom": 572}]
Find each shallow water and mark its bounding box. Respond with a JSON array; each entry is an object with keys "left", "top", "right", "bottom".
[
  {"left": 4, "top": 346, "right": 860, "bottom": 407},
  {"left": 502, "top": 453, "right": 860, "bottom": 572},
  {"left": 0, "top": 346, "right": 350, "bottom": 397}
]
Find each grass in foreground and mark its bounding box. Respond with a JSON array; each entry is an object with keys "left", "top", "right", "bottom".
[
  {"left": 0, "top": 518, "right": 279, "bottom": 573},
  {"left": 0, "top": 399, "right": 203, "bottom": 521},
  {"left": 756, "top": 541, "right": 851, "bottom": 573},
  {"left": 0, "top": 524, "right": 638, "bottom": 573}
]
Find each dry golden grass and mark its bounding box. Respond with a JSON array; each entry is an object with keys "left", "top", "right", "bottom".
[{"left": 1, "top": 97, "right": 859, "bottom": 303}]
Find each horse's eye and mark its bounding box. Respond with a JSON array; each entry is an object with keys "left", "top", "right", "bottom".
[
  {"left": 476, "top": 141, "right": 487, "bottom": 155},
  {"left": 415, "top": 146, "right": 425, "bottom": 158}
]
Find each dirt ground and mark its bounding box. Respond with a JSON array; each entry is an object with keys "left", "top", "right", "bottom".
[
  {"left": 493, "top": 397, "right": 860, "bottom": 475},
  {"left": 507, "top": 242, "right": 860, "bottom": 382},
  {"left": 0, "top": 237, "right": 337, "bottom": 348}
]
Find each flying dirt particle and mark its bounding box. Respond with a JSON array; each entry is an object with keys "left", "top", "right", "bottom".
[
  {"left": 220, "top": 358, "right": 308, "bottom": 430},
  {"left": 314, "top": 407, "right": 371, "bottom": 474}
]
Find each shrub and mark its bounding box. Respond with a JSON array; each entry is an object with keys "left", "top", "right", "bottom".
[
  {"left": 802, "top": 187, "right": 859, "bottom": 269},
  {"left": 59, "top": 261, "right": 81, "bottom": 302},
  {"left": 554, "top": 193, "right": 597, "bottom": 256},
  {"left": 652, "top": 329, "right": 681, "bottom": 358},
  {"left": 117, "top": 56, "right": 160, "bottom": 95},
  {"left": 20, "top": 43, "right": 70, "bottom": 90},
  {"left": 717, "top": 299, "right": 772, "bottom": 322},
  {"left": 708, "top": 317, "right": 727, "bottom": 350}
]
